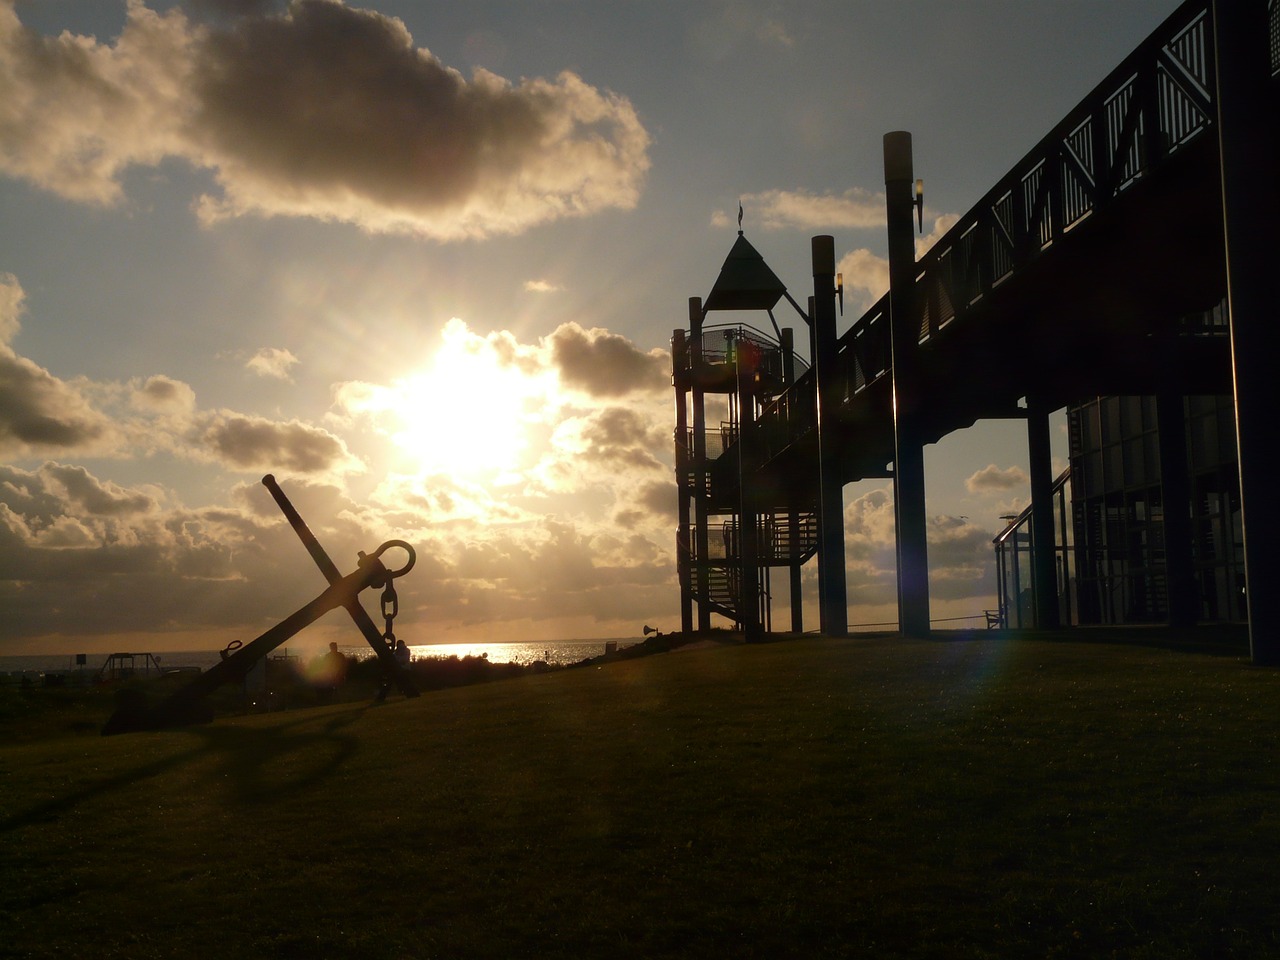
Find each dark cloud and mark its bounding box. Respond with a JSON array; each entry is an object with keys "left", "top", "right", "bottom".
[
  {"left": 636, "top": 479, "right": 676, "bottom": 517},
  {"left": 192, "top": 1, "right": 543, "bottom": 208},
  {"left": 135, "top": 374, "right": 194, "bottom": 409},
  {"left": 0, "top": 346, "right": 113, "bottom": 456},
  {"left": 577, "top": 407, "right": 665, "bottom": 470},
  {"left": 43, "top": 463, "right": 156, "bottom": 516},
  {"left": 199, "top": 412, "right": 361, "bottom": 475},
  {"left": 0, "top": 1, "right": 651, "bottom": 238},
  {"left": 550, "top": 323, "right": 668, "bottom": 397},
  {"left": 0, "top": 463, "right": 268, "bottom": 639}
]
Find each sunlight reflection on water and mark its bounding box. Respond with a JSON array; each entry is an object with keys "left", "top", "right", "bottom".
[{"left": 406, "top": 640, "right": 638, "bottom": 667}]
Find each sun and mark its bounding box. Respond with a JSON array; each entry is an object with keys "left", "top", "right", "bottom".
[{"left": 386, "top": 320, "right": 549, "bottom": 477}]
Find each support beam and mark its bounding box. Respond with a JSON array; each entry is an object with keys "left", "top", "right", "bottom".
[
  {"left": 1213, "top": 0, "right": 1279, "bottom": 663},
  {"left": 781, "top": 327, "right": 804, "bottom": 636},
  {"left": 885, "top": 132, "right": 931, "bottom": 638},
  {"left": 1156, "top": 391, "right": 1197, "bottom": 627},
  {"left": 812, "top": 236, "right": 847, "bottom": 637},
  {"left": 689, "top": 298, "right": 712, "bottom": 632},
  {"left": 735, "top": 339, "right": 762, "bottom": 643},
  {"left": 673, "top": 328, "right": 693, "bottom": 634},
  {"left": 1027, "top": 401, "right": 1060, "bottom": 629}
]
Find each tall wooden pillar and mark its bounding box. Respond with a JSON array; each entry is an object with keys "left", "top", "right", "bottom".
[
  {"left": 673, "top": 329, "right": 693, "bottom": 633},
  {"left": 1027, "top": 400, "right": 1060, "bottom": 629},
  {"left": 885, "top": 132, "right": 931, "bottom": 637},
  {"left": 735, "top": 337, "right": 762, "bottom": 643},
  {"left": 1213, "top": 0, "right": 1279, "bottom": 664},
  {"left": 1156, "top": 391, "right": 1197, "bottom": 627},
  {"left": 812, "top": 236, "right": 847, "bottom": 637},
  {"left": 689, "top": 298, "right": 712, "bottom": 632}
]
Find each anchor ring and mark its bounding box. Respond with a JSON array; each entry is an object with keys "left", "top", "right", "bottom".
[{"left": 366, "top": 539, "right": 416, "bottom": 579}]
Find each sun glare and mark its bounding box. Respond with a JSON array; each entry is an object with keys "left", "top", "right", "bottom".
[{"left": 387, "top": 321, "right": 548, "bottom": 476}]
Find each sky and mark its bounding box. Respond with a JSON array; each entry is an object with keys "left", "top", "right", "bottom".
[{"left": 0, "top": 0, "right": 1184, "bottom": 655}]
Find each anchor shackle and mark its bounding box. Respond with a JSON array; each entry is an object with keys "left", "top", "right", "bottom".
[{"left": 358, "top": 539, "right": 416, "bottom": 584}]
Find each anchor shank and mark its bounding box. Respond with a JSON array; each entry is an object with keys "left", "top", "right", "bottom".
[{"left": 263, "top": 473, "right": 343, "bottom": 581}]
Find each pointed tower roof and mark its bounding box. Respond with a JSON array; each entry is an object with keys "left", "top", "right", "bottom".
[{"left": 704, "top": 232, "right": 787, "bottom": 312}]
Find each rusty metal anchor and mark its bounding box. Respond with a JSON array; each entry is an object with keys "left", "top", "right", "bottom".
[{"left": 102, "top": 475, "right": 420, "bottom": 735}]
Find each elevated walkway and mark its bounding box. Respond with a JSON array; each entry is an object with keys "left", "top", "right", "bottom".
[{"left": 673, "top": 0, "right": 1277, "bottom": 649}]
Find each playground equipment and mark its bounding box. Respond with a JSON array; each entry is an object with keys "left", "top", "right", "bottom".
[{"left": 102, "top": 475, "right": 420, "bottom": 735}]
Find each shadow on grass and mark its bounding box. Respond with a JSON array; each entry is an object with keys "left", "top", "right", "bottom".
[
  {"left": 977, "top": 623, "right": 1252, "bottom": 657},
  {"left": 0, "top": 704, "right": 369, "bottom": 834},
  {"left": 917, "top": 622, "right": 1250, "bottom": 658}
]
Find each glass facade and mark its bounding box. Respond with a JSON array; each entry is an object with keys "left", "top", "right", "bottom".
[{"left": 1067, "top": 394, "right": 1244, "bottom": 625}]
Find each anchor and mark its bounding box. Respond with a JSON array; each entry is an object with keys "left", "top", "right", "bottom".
[{"left": 102, "top": 475, "right": 420, "bottom": 735}]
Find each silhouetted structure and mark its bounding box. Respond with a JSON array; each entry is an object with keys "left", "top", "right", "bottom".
[
  {"left": 673, "top": 0, "right": 1278, "bottom": 661},
  {"left": 993, "top": 386, "right": 1244, "bottom": 629},
  {"left": 102, "top": 476, "right": 419, "bottom": 734}
]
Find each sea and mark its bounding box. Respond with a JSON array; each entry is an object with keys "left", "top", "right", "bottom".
[{"left": 0, "top": 638, "right": 642, "bottom": 680}]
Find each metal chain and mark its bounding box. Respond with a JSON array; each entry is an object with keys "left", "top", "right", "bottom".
[{"left": 381, "top": 578, "right": 398, "bottom": 644}]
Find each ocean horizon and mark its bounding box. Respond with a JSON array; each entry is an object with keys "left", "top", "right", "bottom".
[{"left": 0, "top": 637, "right": 644, "bottom": 678}]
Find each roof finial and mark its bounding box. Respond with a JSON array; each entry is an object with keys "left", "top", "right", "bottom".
[{"left": 737, "top": 200, "right": 744, "bottom": 235}]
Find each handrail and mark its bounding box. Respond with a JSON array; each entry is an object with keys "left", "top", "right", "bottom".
[
  {"left": 683, "top": 322, "right": 811, "bottom": 377},
  {"left": 910, "top": 0, "right": 1215, "bottom": 343},
  {"left": 993, "top": 468, "right": 1073, "bottom": 546}
]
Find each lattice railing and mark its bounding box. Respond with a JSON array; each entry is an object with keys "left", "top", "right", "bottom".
[{"left": 827, "top": 0, "right": 1220, "bottom": 399}]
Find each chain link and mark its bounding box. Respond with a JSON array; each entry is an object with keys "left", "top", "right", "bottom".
[{"left": 381, "top": 578, "right": 399, "bottom": 644}]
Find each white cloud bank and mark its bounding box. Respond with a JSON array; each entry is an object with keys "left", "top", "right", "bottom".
[{"left": 0, "top": 0, "right": 651, "bottom": 239}]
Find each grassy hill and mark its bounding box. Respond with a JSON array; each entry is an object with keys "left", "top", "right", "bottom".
[{"left": 2, "top": 630, "right": 1277, "bottom": 959}]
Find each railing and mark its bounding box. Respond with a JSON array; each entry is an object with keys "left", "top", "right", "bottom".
[
  {"left": 993, "top": 468, "right": 1074, "bottom": 629},
  {"left": 1272, "top": 0, "right": 1279, "bottom": 76},
  {"left": 720, "top": 514, "right": 819, "bottom": 564},
  {"left": 691, "top": 0, "right": 1269, "bottom": 481},
  {"left": 819, "top": 0, "right": 1222, "bottom": 408},
  {"left": 679, "top": 322, "right": 809, "bottom": 390}
]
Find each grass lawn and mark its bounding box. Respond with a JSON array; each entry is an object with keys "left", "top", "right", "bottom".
[{"left": 1, "top": 629, "right": 1277, "bottom": 959}]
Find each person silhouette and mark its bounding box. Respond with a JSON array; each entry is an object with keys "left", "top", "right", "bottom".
[{"left": 316, "top": 642, "right": 347, "bottom": 702}]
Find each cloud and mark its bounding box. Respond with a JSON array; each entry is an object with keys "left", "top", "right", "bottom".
[
  {"left": 689, "top": 5, "right": 796, "bottom": 60},
  {"left": 0, "top": 272, "right": 22, "bottom": 343},
  {"left": 197, "top": 411, "right": 365, "bottom": 476},
  {"left": 548, "top": 406, "right": 666, "bottom": 479},
  {"left": 523, "top": 279, "right": 563, "bottom": 294},
  {"left": 918, "top": 214, "right": 961, "bottom": 258},
  {"left": 836, "top": 215, "right": 963, "bottom": 313},
  {"left": 926, "top": 514, "right": 996, "bottom": 601},
  {"left": 720, "top": 187, "right": 885, "bottom": 232},
  {"left": 42, "top": 462, "right": 158, "bottom": 516},
  {"left": 246, "top": 346, "right": 299, "bottom": 381},
  {"left": 130, "top": 374, "right": 197, "bottom": 414},
  {"left": 0, "top": 345, "right": 118, "bottom": 458},
  {"left": 966, "top": 464, "right": 1028, "bottom": 493},
  {"left": 0, "top": 462, "right": 288, "bottom": 641},
  {"left": 549, "top": 322, "right": 668, "bottom": 397},
  {"left": 841, "top": 486, "right": 899, "bottom": 605},
  {"left": 835, "top": 248, "right": 890, "bottom": 312},
  {"left": 838, "top": 484, "right": 999, "bottom": 612},
  {"left": 0, "top": 0, "right": 651, "bottom": 239},
  {"left": 0, "top": 300, "right": 680, "bottom": 648}
]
